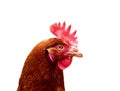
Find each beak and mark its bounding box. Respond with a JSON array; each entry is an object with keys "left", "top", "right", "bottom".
[{"left": 67, "top": 46, "right": 83, "bottom": 57}]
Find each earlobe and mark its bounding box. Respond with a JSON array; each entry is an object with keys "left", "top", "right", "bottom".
[
  {"left": 47, "top": 48, "right": 55, "bottom": 62},
  {"left": 48, "top": 54, "right": 54, "bottom": 62}
]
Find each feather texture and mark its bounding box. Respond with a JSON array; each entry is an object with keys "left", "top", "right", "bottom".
[
  {"left": 17, "top": 38, "right": 66, "bottom": 91},
  {"left": 17, "top": 22, "right": 82, "bottom": 91}
]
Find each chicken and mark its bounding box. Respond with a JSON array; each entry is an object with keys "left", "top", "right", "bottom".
[{"left": 17, "top": 22, "right": 83, "bottom": 91}]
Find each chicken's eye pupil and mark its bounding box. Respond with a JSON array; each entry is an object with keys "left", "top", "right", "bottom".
[
  {"left": 59, "top": 46, "right": 63, "bottom": 49},
  {"left": 57, "top": 45, "right": 64, "bottom": 50}
]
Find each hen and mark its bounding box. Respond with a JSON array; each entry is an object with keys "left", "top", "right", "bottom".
[{"left": 17, "top": 22, "right": 82, "bottom": 91}]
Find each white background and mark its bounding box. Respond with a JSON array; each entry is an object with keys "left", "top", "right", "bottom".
[{"left": 0, "top": 0, "right": 120, "bottom": 91}]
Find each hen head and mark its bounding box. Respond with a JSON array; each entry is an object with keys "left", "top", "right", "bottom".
[{"left": 47, "top": 22, "right": 83, "bottom": 70}]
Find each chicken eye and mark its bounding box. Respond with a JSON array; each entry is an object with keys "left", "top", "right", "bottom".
[{"left": 57, "top": 45, "right": 64, "bottom": 50}]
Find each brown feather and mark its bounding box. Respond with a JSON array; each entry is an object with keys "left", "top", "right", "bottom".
[{"left": 17, "top": 38, "right": 66, "bottom": 91}]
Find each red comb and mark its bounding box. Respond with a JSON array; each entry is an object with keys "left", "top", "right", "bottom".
[{"left": 50, "top": 22, "right": 78, "bottom": 47}]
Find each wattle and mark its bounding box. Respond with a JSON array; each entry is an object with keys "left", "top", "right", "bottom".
[{"left": 58, "top": 57, "right": 72, "bottom": 70}]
